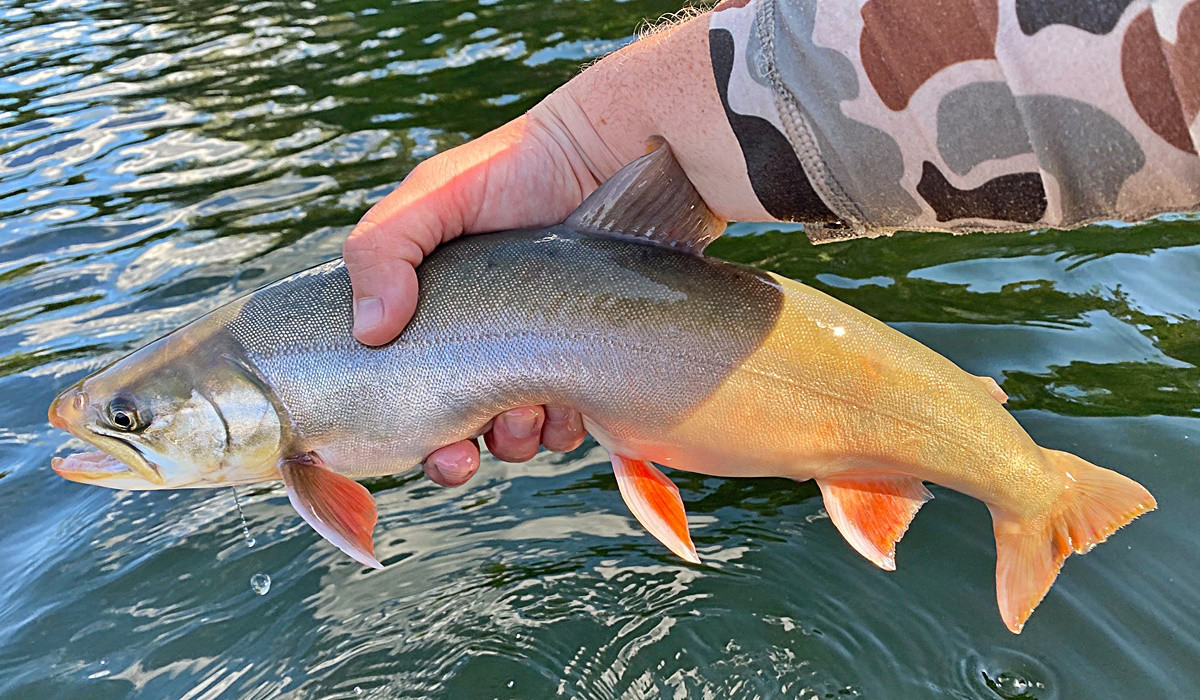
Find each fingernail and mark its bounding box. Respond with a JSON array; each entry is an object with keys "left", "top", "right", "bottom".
[
  {"left": 354, "top": 296, "right": 383, "bottom": 333},
  {"left": 501, "top": 408, "right": 539, "bottom": 438},
  {"left": 546, "top": 405, "right": 582, "bottom": 432},
  {"left": 436, "top": 451, "right": 477, "bottom": 485}
]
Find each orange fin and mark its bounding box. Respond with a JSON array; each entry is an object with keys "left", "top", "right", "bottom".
[
  {"left": 280, "top": 453, "right": 383, "bottom": 569},
  {"left": 974, "top": 375, "right": 1008, "bottom": 403},
  {"left": 816, "top": 474, "right": 933, "bottom": 571},
  {"left": 990, "top": 448, "right": 1155, "bottom": 633},
  {"left": 610, "top": 454, "right": 700, "bottom": 564}
]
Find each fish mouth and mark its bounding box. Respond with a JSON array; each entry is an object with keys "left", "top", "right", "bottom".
[
  {"left": 51, "top": 434, "right": 164, "bottom": 486},
  {"left": 49, "top": 387, "right": 165, "bottom": 485},
  {"left": 51, "top": 451, "right": 133, "bottom": 482}
]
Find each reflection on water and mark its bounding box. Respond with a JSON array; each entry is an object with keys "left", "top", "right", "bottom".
[{"left": 1, "top": 0, "right": 1198, "bottom": 697}]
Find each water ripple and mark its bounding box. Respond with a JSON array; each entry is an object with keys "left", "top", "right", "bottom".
[{"left": 2, "top": 0, "right": 1198, "bottom": 697}]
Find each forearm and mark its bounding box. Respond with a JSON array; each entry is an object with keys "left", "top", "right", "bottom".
[{"left": 535, "top": 0, "right": 1200, "bottom": 241}]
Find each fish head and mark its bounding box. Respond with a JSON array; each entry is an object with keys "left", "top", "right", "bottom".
[{"left": 49, "top": 327, "right": 285, "bottom": 490}]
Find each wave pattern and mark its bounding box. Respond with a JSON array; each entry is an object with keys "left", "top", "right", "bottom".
[{"left": 1, "top": 0, "right": 1198, "bottom": 697}]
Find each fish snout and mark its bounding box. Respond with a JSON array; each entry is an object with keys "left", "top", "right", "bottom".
[{"left": 48, "top": 386, "right": 88, "bottom": 431}]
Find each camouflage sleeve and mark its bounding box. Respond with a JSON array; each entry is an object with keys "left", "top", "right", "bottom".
[{"left": 709, "top": 0, "right": 1200, "bottom": 242}]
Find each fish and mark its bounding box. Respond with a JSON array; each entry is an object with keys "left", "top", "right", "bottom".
[{"left": 48, "top": 144, "right": 1156, "bottom": 633}]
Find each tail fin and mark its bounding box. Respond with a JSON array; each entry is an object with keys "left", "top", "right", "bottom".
[{"left": 989, "top": 449, "right": 1155, "bottom": 633}]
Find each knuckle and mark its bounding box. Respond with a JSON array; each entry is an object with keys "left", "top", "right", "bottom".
[
  {"left": 343, "top": 221, "right": 384, "bottom": 262},
  {"left": 343, "top": 226, "right": 425, "bottom": 275},
  {"left": 407, "top": 158, "right": 435, "bottom": 181}
]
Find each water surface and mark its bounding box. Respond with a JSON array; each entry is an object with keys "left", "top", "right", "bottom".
[{"left": 1, "top": 0, "right": 1198, "bottom": 697}]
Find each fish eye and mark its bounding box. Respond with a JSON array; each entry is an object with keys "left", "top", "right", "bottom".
[{"left": 106, "top": 396, "right": 145, "bottom": 432}]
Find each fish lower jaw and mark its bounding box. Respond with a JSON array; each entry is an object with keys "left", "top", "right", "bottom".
[{"left": 51, "top": 451, "right": 132, "bottom": 483}]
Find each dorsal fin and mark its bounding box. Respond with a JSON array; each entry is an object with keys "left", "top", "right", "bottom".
[{"left": 564, "top": 139, "right": 725, "bottom": 253}]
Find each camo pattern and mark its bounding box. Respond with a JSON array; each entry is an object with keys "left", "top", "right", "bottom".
[{"left": 710, "top": 0, "right": 1200, "bottom": 241}]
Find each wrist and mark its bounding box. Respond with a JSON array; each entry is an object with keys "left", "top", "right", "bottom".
[
  {"left": 525, "top": 94, "right": 611, "bottom": 200},
  {"left": 530, "top": 11, "right": 773, "bottom": 222}
]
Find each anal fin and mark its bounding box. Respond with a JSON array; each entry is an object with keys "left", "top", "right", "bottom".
[
  {"left": 610, "top": 453, "right": 700, "bottom": 564},
  {"left": 280, "top": 453, "right": 383, "bottom": 569},
  {"left": 816, "top": 474, "right": 933, "bottom": 571}
]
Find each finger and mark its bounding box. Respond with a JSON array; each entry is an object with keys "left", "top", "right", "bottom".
[
  {"left": 343, "top": 217, "right": 428, "bottom": 347},
  {"left": 422, "top": 439, "right": 481, "bottom": 487},
  {"left": 541, "top": 405, "right": 585, "bottom": 452},
  {"left": 484, "top": 406, "right": 545, "bottom": 462}
]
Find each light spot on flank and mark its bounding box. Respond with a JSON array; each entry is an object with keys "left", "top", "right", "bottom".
[{"left": 833, "top": 327, "right": 846, "bottom": 337}]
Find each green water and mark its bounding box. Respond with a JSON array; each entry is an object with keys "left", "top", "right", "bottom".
[{"left": 2, "top": 0, "right": 1197, "bottom": 697}]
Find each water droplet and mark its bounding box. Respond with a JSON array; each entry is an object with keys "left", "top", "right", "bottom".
[
  {"left": 973, "top": 649, "right": 1052, "bottom": 699},
  {"left": 232, "top": 487, "right": 256, "bottom": 549},
  {"left": 251, "top": 573, "right": 271, "bottom": 595},
  {"left": 354, "top": 687, "right": 362, "bottom": 695}
]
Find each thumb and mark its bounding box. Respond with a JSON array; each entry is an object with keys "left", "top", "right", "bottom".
[
  {"left": 342, "top": 220, "right": 424, "bottom": 346},
  {"left": 343, "top": 116, "right": 582, "bottom": 345},
  {"left": 343, "top": 159, "right": 469, "bottom": 346}
]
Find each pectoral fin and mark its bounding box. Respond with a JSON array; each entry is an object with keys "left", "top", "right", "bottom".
[
  {"left": 280, "top": 453, "right": 383, "bottom": 569},
  {"left": 610, "top": 453, "right": 700, "bottom": 564},
  {"left": 816, "top": 474, "right": 933, "bottom": 571}
]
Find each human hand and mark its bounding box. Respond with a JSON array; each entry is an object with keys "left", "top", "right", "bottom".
[
  {"left": 343, "top": 113, "right": 597, "bottom": 486},
  {"left": 344, "top": 10, "right": 759, "bottom": 486}
]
